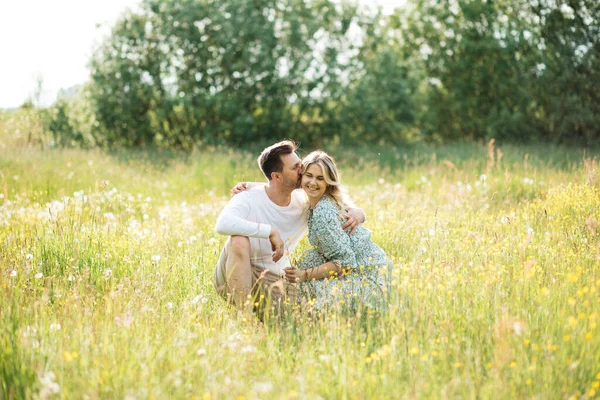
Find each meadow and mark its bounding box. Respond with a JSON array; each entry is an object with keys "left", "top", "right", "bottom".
[{"left": 1, "top": 133, "right": 599, "bottom": 398}]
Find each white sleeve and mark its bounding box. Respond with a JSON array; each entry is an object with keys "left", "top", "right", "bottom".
[{"left": 214, "top": 193, "right": 271, "bottom": 238}]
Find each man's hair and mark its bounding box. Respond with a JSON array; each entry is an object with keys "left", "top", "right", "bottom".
[{"left": 258, "top": 140, "right": 298, "bottom": 180}]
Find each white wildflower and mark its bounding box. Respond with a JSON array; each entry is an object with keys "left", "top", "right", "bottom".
[
  {"left": 35, "top": 272, "right": 43, "bottom": 279},
  {"left": 241, "top": 345, "right": 257, "bottom": 353},
  {"left": 38, "top": 371, "right": 60, "bottom": 397},
  {"left": 115, "top": 313, "right": 134, "bottom": 327},
  {"left": 104, "top": 212, "right": 115, "bottom": 220},
  {"left": 513, "top": 322, "right": 523, "bottom": 336},
  {"left": 254, "top": 381, "right": 274, "bottom": 392}
]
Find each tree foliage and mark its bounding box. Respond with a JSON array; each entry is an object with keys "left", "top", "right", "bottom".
[
  {"left": 59, "top": 0, "right": 599, "bottom": 148},
  {"left": 86, "top": 0, "right": 416, "bottom": 149},
  {"left": 400, "top": 0, "right": 600, "bottom": 143}
]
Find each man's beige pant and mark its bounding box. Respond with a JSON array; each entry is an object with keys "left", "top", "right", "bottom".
[{"left": 213, "top": 242, "right": 298, "bottom": 317}]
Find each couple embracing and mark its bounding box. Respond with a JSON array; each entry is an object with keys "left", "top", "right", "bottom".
[{"left": 213, "top": 140, "right": 392, "bottom": 318}]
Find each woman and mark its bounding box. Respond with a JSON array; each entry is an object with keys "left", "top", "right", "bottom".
[{"left": 284, "top": 151, "right": 391, "bottom": 312}]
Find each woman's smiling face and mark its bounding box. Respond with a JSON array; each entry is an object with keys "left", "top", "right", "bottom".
[{"left": 302, "top": 163, "right": 327, "bottom": 203}]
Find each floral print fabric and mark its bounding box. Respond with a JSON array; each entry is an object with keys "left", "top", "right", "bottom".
[{"left": 297, "top": 196, "right": 391, "bottom": 312}]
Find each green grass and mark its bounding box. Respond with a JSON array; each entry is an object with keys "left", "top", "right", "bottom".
[{"left": 1, "top": 136, "right": 600, "bottom": 399}]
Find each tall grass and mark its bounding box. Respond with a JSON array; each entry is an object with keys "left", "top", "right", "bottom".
[{"left": 1, "top": 136, "right": 599, "bottom": 398}]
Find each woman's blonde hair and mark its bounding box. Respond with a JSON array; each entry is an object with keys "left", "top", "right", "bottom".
[{"left": 301, "top": 151, "right": 354, "bottom": 210}]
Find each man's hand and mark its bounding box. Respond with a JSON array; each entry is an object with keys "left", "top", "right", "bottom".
[
  {"left": 284, "top": 267, "right": 304, "bottom": 283},
  {"left": 340, "top": 207, "right": 366, "bottom": 236},
  {"left": 269, "top": 227, "right": 284, "bottom": 262}
]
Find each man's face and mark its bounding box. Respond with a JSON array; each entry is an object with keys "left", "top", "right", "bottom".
[{"left": 279, "top": 152, "right": 302, "bottom": 189}]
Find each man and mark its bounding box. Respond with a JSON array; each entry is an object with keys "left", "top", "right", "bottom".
[{"left": 213, "top": 140, "right": 364, "bottom": 316}]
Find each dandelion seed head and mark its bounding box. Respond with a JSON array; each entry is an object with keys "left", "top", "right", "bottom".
[{"left": 241, "top": 345, "right": 257, "bottom": 353}]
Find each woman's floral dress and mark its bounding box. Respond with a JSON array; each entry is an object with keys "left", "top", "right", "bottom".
[{"left": 297, "top": 196, "right": 392, "bottom": 312}]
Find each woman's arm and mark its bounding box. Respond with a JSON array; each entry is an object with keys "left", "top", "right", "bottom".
[
  {"left": 230, "top": 181, "right": 266, "bottom": 197},
  {"left": 312, "top": 202, "right": 359, "bottom": 269},
  {"left": 285, "top": 261, "right": 340, "bottom": 283}
]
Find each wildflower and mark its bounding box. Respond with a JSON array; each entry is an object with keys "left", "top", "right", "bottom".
[
  {"left": 26, "top": 254, "right": 33, "bottom": 260},
  {"left": 10, "top": 270, "right": 17, "bottom": 277},
  {"left": 196, "top": 348, "right": 207, "bottom": 356},
  {"left": 253, "top": 381, "right": 273, "bottom": 392},
  {"left": 35, "top": 272, "right": 43, "bottom": 279},
  {"left": 115, "top": 314, "right": 134, "bottom": 327},
  {"left": 166, "top": 302, "right": 174, "bottom": 309},
  {"left": 104, "top": 212, "right": 115, "bottom": 220},
  {"left": 38, "top": 371, "right": 60, "bottom": 397},
  {"left": 151, "top": 255, "right": 161, "bottom": 262},
  {"left": 513, "top": 322, "right": 523, "bottom": 335},
  {"left": 569, "top": 361, "right": 579, "bottom": 369},
  {"left": 49, "top": 323, "right": 61, "bottom": 331},
  {"left": 241, "top": 345, "right": 256, "bottom": 353}
]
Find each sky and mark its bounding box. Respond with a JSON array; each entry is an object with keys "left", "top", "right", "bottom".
[{"left": 0, "top": 0, "right": 401, "bottom": 109}]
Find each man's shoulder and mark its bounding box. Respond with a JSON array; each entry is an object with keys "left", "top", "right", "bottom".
[
  {"left": 236, "top": 186, "right": 266, "bottom": 199},
  {"left": 226, "top": 186, "right": 265, "bottom": 207}
]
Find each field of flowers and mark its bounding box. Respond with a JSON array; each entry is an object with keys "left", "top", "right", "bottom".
[{"left": 1, "top": 139, "right": 599, "bottom": 399}]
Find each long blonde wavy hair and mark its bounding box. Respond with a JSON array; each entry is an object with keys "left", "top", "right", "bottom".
[{"left": 301, "top": 151, "right": 354, "bottom": 211}]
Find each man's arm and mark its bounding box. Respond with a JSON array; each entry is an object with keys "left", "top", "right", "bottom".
[
  {"left": 215, "top": 192, "right": 284, "bottom": 261},
  {"left": 341, "top": 207, "right": 366, "bottom": 236}
]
